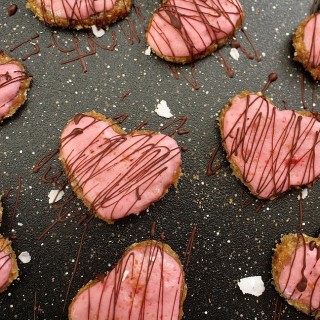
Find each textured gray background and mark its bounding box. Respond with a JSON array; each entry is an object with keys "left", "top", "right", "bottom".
[{"left": 0, "top": 0, "right": 319, "bottom": 319}]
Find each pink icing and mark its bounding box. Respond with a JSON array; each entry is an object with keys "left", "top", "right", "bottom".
[
  {"left": 0, "top": 250, "right": 12, "bottom": 289},
  {"left": 35, "top": 0, "right": 116, "bottom": 20},
  {"left": 0, "top": 63, "right": 23, "bottom": 120},
  {"left": 70, "top": 242, "right": 184, "bottom": 320},
  {"left": 147, "top": 0, "right": 243, "bottom": 59},
  {"left": 222, "top": 94, "right": 320, "bottom": 199},
  {"left": 60, "top": 114, "right": 181, "bottom": 220},
  {"left": 279, "top": 238, "right": 320, "bottom": 313},
  {"left": 303, "top": 13, "right": 320, "bottom": 68}
]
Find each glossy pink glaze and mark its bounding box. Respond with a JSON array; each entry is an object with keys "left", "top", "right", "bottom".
[
  {"left": 0, "top": 63, "right": 23, "bottom": 119},
  {"left": 0, "top": 250, "right": 12, "bottom": 289},
  {"left": 147, "top": 0, "right": 243, "bottom": 58},
  {"left": 222, "top": 94, "right": 320, "bottom": 198},
  {"left": 60, "top": 115, "right": 181, "bottom": 220},
  {"left": 279, "top": 243, "right": 320, "bottom": 310},
  {"left": 35, "top": 0, "right": 115, "bottom": 20},
  {"left": 70, "top": 243, "right": 183, "bottom": 320},
  {"left": 303, "top": 13, "right": 320, "bottom": 68}
]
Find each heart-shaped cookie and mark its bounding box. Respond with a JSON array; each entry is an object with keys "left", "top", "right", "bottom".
[
  {"left": 0, "top": 236, "right": 19, "bottom": 293},
  {"left": 0, "top": 52, "right": 31, "bottom": 122},
  {"left": 272, "top": 233, "right": 320, "bottom": 318},
  {"left": 146, "top": 0, "right": 244, "bottom": 64},
  {"left": 293, "top": 12, "right": 320, "bottom": 80},
  {"left": 59, "top": 112, "right": 182, "bottom": 223},
  {"left": 219, "top": 91, "right": 320, "bottom": 199},
  {"left": 69, "top": 240, "right": 186, "bottom": 320},
  {"left": 26, "top": 0, "right": 132, "bottom": 29}
]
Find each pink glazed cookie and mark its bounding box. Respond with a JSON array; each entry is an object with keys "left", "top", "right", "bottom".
[
  {"left": 273, "top": 233, "right": 320, "bottom": 319},
  {"left": 0, "top": 53, "right": 31, "bottom": 123},
  {"left": 0, "top": 236, "right": 19, "bottom": 293},
  {"left": 59, "top": 112, "right": 182, "bottom": 223},
  {"left": 26, "top": 0, "right": 131, "bottom": 29},
  {"left": 219, "top": 91, "right": 320, "bottom": 199},
  {"left": 69, "top": 240, "right": 187, "bottom": 320},
  {"left": 146, "top": 0, "right": 244, "bottom": 64},
  {"left": 293, "top": 13, "right": 320, "bottom": 80}
]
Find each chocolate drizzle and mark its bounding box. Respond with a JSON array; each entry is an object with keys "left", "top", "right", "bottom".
[{"left": 7, "top": 4, "right": 18, "bottom": 16}]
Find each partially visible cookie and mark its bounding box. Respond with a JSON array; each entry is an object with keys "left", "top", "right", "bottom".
[
  {"left": 293, "top": 13, "right": 320, "bottom": 80},
  {"left": 26, "top": 0, "right": 132, "bottom": 29},
  {"left": 0, "top": 236, "right": 19, "bottom": 293},
  {"left": 272, "top": 233, "right": 320, "bottom": 319},
  {"left": 146, "top": 0, "right": 244, "bottom": 64},
  {"left": 69, "top": 240, "right": 187, "bottom": 320},
  {"left": 0, "top": 52, "right": 31, "bottom": 123}
]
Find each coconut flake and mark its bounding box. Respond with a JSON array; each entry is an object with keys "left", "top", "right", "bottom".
[
  {"left": 144, "top": 46, "right": 151, "bottom": 55},
  {"left": 48, "top": 189, "right": 64, "bottom": 204},
  {"left": 297, "top": 188, "right": 308, "bottom": 200},
  {"left": 92, "top": 25, "right": 105, "bottom": 38},
  {"left": 18, "top": 251, "right": 31, "bottom": 264},
  {"left": 230, "top": 48, "right": 240, "bottom": 61},
  {"left": 238, "top": 276, "right": 265, "bottom": 297},
  {"left": 155, "top": 100, "right": 173, "bottom": 118}
]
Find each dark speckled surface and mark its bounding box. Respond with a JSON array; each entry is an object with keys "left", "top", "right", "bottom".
[{"left": 0, "top": 0, "right": 320, "bottom": 319}]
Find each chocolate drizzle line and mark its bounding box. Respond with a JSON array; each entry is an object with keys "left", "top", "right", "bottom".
[
  {"left": 311, "top": 0, "right": 320, "bottom": 15},
  {"left": 160, "top": 116, "right": 188, "bottom": 137},
  {"left": 217, "top": 51, "right": 234, "bottom": 78},
  {"left": 63, "top": 215, "right": 93, "bottom": 311},
  {"left": 231, "top": 40, "right": 254, "bottom": 60},
  {"left": 240, "top": 28, "right": 261, "bottom": 62},
  {"left": 273, "top": 296, "right": 283, "bottom": 320},
  {"left": 307, "top": 13, "right": 320, "bottom": 69},
  {"left": 206, "top": 144, "right": 223, "bottom": 176},
  {"left": 261, "top": 72, "right": 278, "bottom": 95},
  {"left": 168, "top": 64, "right": 200, "bottom": 90},
  {"left": 184, "top": 224, "right": 197, "bottom": 270},
  {"left": 10, "top": 33, "right": 39, "bottom": 52},
  {"left": 33, "top": 291, "right": 43, "bottom": 320}
]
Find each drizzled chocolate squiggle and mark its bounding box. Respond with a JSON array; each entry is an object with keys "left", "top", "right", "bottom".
[
  {"left": 59, "top": 112, "right": 182, "bottom": 222},
  {"left": 26, "top": 0, "right": 132, "bottom": 29},
  {"left": 146, "top": 0, "right": 244, "bottom": 64},
  {"left": 220, "top": 91, "right": 320, "bottom": 199},
  {"left": 69, "top": 240, "right": 186, "bottom": 320},
  {"left": 273, "top": 233, "right": 320, "bottom": 318}
]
